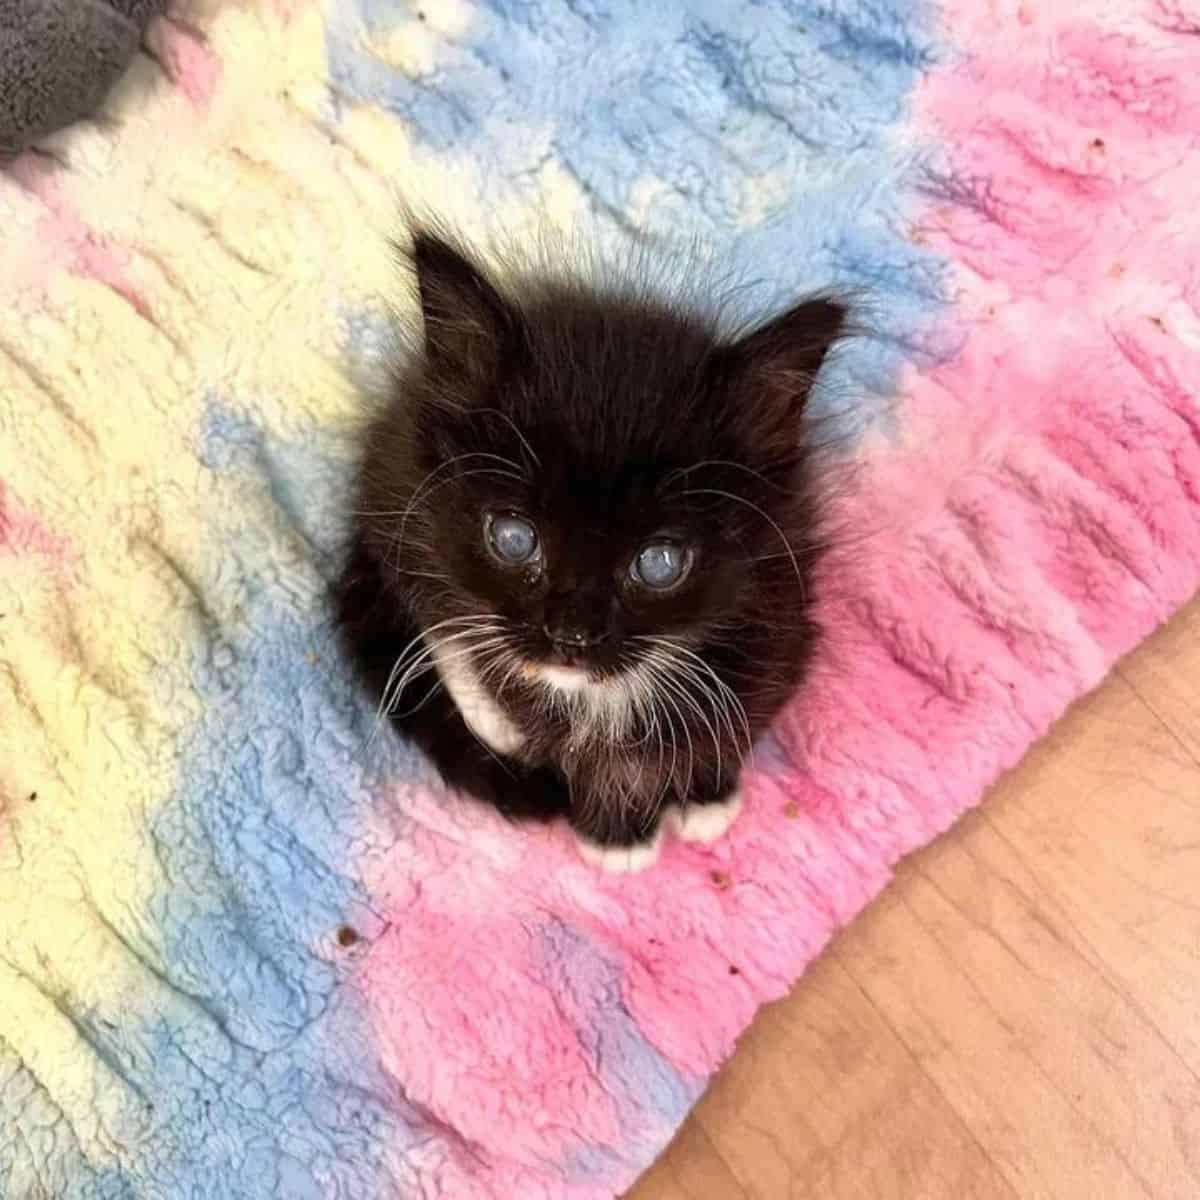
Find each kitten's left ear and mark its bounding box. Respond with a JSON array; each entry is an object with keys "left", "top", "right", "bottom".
[
  {"left": 730, "top": 297, "right": 847, "bottom": 400},
  {"left": 722, "top": 297, "right": 848, "bottom": 452}
]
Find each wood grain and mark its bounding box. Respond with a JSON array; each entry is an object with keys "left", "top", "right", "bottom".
[{"left": 631, "top": 598, "right": 1200, "bottom": 1200}]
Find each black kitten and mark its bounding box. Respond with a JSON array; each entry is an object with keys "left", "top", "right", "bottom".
[{"left": 337, "top": 226, "right": 846, "bottom": 871}]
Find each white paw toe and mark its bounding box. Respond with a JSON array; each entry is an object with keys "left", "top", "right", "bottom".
[
  {"left": 671, "top": 793, "right": 743, "bottom": 845},
  {"left": 574, "top": 832, "right": 662, "bottom": 873}
]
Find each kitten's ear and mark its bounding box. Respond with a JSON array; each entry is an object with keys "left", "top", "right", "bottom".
[
  {"left": 728, "top": 297, "right": 847, "bottom": 406},
  {"left": 409, "top": 230, "right": 517, "bottom": 376},
  {"left": 720, "top": 298, "right": 847, "bottom": 459}
]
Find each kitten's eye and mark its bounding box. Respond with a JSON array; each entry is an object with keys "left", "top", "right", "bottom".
[
  {"left": 632, "top": 540, "right": 691, "bottom": 590},
  {"left": 486, "top": 512, "right": 540, "bottom": 565}
]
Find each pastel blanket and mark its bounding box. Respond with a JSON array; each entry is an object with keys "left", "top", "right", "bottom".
[{"left": 2, "top": 1, "right": 1198, "bottom": 1197}]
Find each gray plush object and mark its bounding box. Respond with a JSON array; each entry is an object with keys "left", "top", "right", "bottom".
[{"left": 0, "top": 0, "right": 168, "bottom": 157}]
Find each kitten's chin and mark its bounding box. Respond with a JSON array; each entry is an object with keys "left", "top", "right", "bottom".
[{"left": 532, "top": 663, "right": 592, "bottom": 694}]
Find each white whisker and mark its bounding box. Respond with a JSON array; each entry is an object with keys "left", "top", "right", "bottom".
[
  {"left": 469, "top": 406, "right": 542, "bottom": 470},
  {"left": 647, "top": 649, "right": 726, "bottom": 785},
  {"left": 369, "top": 615, "right": 502, "bottom": 739},
  {"left": 650, "top": 635, "right": 754, "bottom": 759},
  {"left": 681, "top": 485, "right": 806, "bottom": 596},
  {"left": 664, "top": 458, "right": 781, "bottom": 493},
  {"left": 388, "top": 454, "right": 526, "bottom": 571}
]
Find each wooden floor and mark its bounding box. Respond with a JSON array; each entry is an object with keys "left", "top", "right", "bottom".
[{"left": 631, "top": 598, "right": 1200, "bottom": 1200}]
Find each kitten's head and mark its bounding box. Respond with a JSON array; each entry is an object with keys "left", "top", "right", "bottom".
[{"left": 366, "top": 229, "right": 845, "bottom": 699}]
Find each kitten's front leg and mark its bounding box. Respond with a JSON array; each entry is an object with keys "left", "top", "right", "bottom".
[
  {"left": 569, "top": 815, "right": 666, "bottom": 874},
  {"left": 568, "top": 789, "right": 743, "bottom": 872},
  {"left": 668, "top": 786, "right": 744, "bottom": 844},
  {"left": 397, "top": 682, "right": 572, "bottom": 822},
  {"left": 567, "top": 764, "right": 745, "bottom": 872},
  {"left": 566, "top": 771, "right": 667, "bottom": 874}
]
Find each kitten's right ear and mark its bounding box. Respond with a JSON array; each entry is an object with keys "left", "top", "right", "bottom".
[{"left": 407, "top": 230, "right": 516, "bottom": 378}]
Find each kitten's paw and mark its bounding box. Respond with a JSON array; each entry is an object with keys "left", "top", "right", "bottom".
[
  {"left": 670, "top": 792, "right": 743, "bottom": 845},
  {"left": 574, "top": 831, "right": 662, "bottom": 873}
]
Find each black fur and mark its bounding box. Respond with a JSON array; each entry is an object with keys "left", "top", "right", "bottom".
[{"left": 336, "top": 226, "right": 846, "bottom": 855}]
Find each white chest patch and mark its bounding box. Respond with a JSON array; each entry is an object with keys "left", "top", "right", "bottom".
[
  {"left": 432, "top": 643, "right": 525, "bottom": 756},
  {"left": 534, "top": 665, "right": 635, "bottom": 742},
  {"left": 536, "top": 665, "right": 592, "bottom": 694}
]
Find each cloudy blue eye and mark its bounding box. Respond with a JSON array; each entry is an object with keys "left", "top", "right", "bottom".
[
  {"left": 486, "top": 512, "right": 540, "bottom": 565},
  {"left": 633, "top": 540, "right": 691, "bottom": 590}
]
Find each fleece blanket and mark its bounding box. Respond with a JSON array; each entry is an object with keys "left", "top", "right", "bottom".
[{"left": 2, "top": 1, "right": 1199, "bottom": 1197}]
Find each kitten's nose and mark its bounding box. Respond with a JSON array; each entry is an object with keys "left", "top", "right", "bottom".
[{"left": 543, "top": 622, "right": 608, "bottom": 649}]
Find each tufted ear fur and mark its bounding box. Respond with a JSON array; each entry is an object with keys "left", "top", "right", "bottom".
[
  {"left": 408, "top": 230, "right": 521, "bottom": 383},
  {"left": 720, "top": 297, "right": 847, "bottom": 465}
]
